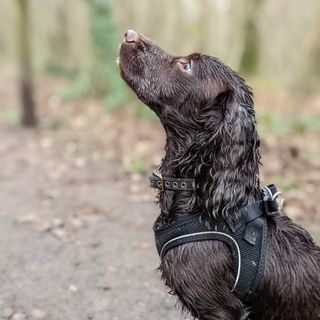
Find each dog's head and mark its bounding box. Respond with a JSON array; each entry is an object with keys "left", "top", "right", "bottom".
[
  {"left": 119, "top": 29, "right": 253, "bottom": 126},
  {"left": 119, "top": 30, "right": 260, "bottom": 216}
]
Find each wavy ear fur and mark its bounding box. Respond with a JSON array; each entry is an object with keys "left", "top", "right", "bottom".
[{"left": 195, "top": 88, "right": 261, "bottom": 219}]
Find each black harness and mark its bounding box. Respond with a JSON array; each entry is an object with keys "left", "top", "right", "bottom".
[{"left": 150, "top": 171, "right": 281, "bottom": 301}]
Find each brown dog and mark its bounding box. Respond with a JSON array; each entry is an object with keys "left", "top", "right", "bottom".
[{"left": 119, "top": 29, "right": 320, "bottom": 320}]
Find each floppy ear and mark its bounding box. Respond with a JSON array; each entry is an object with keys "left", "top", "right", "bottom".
[
  {"left": 195, "top": 87, "right": 261, "bottom": 219},
  {"left": 214, "top": 89, "right": 233, "bottom": 108}
]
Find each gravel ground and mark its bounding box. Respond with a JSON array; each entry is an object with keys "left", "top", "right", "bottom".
[{"left": 0, "top": 127, "right": 185, "bottom": 320}]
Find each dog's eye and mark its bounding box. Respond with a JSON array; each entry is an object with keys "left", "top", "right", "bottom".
[{"left": 183, "top": 63, "right": 191, "bottom": 71}]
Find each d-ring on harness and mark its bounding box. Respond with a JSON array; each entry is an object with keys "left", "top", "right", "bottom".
[{"left": 150, "top": 171, "right": 281, "bottom": 301}]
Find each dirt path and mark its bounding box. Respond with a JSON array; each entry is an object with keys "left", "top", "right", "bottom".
[{"left": 0, "top": 127, "right": 184, "bottom": 320}]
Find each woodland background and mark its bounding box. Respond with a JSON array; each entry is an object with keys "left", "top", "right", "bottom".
[{"left": 0, "top": 1, "right": 319, "bottom": 319}]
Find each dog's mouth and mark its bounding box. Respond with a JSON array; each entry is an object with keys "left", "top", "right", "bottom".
[
  {"left": 118, "top": 30, "right": 142, "bottom": 80},
  {"left": 118, "top": 29, "right": 158, "bottom": 104},
  {"left": 117, "top": 30, "right": 177, "bottom": 115},
  {"left": 118, "top": 29, "right": 149, "bottom": 69}
]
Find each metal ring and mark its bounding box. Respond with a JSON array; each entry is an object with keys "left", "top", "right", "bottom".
[
  {"left": 165, "top": 181, "right": 170, "bottom": 187},
  {"left": 172, "top": 182, "right": 178, "bottom": 188},
  {"left": 181, "top": 182, "right": 187, "bottom": 188}
]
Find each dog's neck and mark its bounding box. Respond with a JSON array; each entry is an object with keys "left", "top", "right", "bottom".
[{"left": 157, "top": 124, "right": 261, "bottom": 222}]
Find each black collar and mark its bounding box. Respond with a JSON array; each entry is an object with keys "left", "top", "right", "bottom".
[{"left": 149, "top": 169, "right": 196, "bottom": 191}]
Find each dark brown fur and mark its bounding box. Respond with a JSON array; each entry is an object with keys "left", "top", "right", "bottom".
[{"left": 119, "top": 31, "right": 320, "bottom": 320}]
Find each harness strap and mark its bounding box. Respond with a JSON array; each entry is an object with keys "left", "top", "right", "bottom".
[{"left": 153, "top": 184, "right": 281, "bottom": 302}]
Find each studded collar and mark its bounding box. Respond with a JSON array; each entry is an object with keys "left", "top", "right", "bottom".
[{"left": 149, "top": 169, "right": 196, "bottom": 191}]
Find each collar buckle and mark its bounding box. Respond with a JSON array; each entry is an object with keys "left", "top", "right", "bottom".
[{"left": 152, "top": 169, "right": 164, "bottom": 191}]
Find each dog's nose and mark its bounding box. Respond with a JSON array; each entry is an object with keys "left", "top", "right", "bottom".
[{"left": 125, "top": 29, "right": 139, "bottom": 43}]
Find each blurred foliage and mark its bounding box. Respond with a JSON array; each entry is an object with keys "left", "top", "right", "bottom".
[
  {"left": 0, "top": 0, "right": 320, "bottom": 120},
  {"left": 132, "top": 103, "right": 158, "bottom": 122},
  {"left": 87, "top": 0, "right": 128, "bottom": 110},
  {"left": 58, "top": 77, "right": 90, "bottom": 101},
  {"left": 257, "top": 112, "right": 288, "bottom": 137},
  {"left": 273, "top": 175, "right": 302, "bottom": 192},
  {"left": 44, "top": 0, "right": 129, "bottom": 109},
  {"left": 44, "top": 5, "right": 72, "bottom": 77},
  {"left": 257, "top": 112, "right": 320, "bottom": 138},
  {"left": 239, "top": 19, "right": 260, "bottom": 75},
  {"left": 45, "top": 64, "right": 80, "bottom": 79},
  {"left": 123, "top": 154, "right": 151, "bottom": 174},
  {"left": 239, "top": 0, "right": 263, "bottom": 75},
  {"left": 1, "top": 109, "right": 19, "bottom": 126},
  {"left": 293, "top": 114, "right": 320, "bottom": 134}
]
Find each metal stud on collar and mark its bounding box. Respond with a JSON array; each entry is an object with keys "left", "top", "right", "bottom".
[{"left": 150, "top": 168, "right": 196, "bottom": 191}]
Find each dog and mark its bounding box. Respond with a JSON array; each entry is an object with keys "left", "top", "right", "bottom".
[{"left": 118, "top": 29, "right": 320, "bottom": 320}]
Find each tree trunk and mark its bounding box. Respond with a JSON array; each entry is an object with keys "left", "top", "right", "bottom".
[
  {"left": 239, "top": 0, "right": 264, "bottom": 75},
  {"left": 15, "top": 0, "right": 37, "bottom": 127}
]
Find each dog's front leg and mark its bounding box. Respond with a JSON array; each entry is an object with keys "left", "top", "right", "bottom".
[
  {"left": 159, "top": 241, "right": 249, "bottom": 320},
  {"left": 175, "top": 289, "right": 249, "bottom": 320}
]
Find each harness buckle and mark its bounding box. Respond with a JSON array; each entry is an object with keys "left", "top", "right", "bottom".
[{"left": 261, "top": 185, "right": 282, "bottom": 214}]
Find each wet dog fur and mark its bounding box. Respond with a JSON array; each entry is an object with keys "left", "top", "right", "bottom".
[{"left": 119, "top": 30, "right": 320, "bottom": 320}]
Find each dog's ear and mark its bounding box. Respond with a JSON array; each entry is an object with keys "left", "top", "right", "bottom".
[
  {"left": 196, "top": 85, "right": 261, "bottom": 218},
  {"left": 209, "top": 84, "right": 256, "bottom": 142},
  {"left": 214, "top": 89, "right": 233, "bottom": 110},
  {"left": 226, "top": 90, "right": 258, "bottom": 145},
  {"left": 199, "top": 80, "right": 233, "bottom": 114}
]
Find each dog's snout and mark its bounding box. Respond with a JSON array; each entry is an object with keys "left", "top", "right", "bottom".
[{"left": 124, "top": 29, "right": 139, "bottom": 43}]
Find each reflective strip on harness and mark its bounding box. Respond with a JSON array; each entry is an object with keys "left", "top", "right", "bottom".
[
  {"left": 160, "top": 231, "right": 242, "bottom": 291},
  {"left": 153, "top": 184, "right": 281, "bottom": 302}
]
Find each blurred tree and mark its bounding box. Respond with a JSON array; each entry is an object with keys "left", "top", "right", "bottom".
[
  {"left": 239, "top": 0, "right": 263, "bottom": 75},
  {"left": 296, "top": 13, "right": 320, "bottom": 92},
  {"left": 45, "top": 4, "right": 74, "bottom": 77},
  {"left": 86, "top": 0, "right": 127, "bottom": 109},
  {"left": 197, "top": 0, "right": 211, "bottom": 52},
  {"left": 239, "top": 20, "right": 259, "bottom": 74},
  {"left": 15, "top": 0, "right": 37, "bottom": 127}
]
